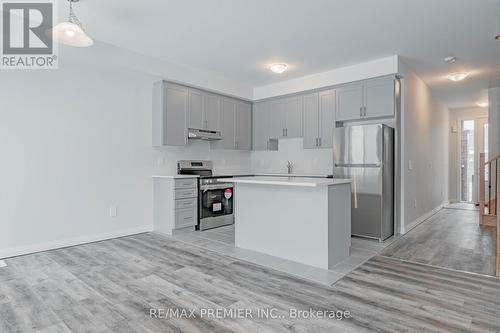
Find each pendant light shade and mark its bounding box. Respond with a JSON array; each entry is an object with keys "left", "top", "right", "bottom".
[{"left": 53, "top": 0, "right": 93, "bottom": 47}]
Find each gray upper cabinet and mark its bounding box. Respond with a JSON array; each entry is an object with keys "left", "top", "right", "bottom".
[
  {"left": 217, "top": 98, "right": 236, "bottom": 149},
  {"left": 269, "top": 99, "right": 285, "bottom": 138},
  {"left": 266, "top": 96, "right": 303, "bottom": 139},
  {"left": 284, "top": 96, "right": 303, "bottom": 137},
  {"left": 336, "top": 76, "right": 395, "bottom": 121},
  {"left": 204, "top": 93, "right": 221, "bottom": 131},
  {"left": 188, "top": 89, "right": 221, "bottom": 131},
  {"left": 363, "top": 77, "right": 395, "bottom": 119},
  {"left": 303, "top": 92, "right": 319, "bottom": 149},
  {"left": 153, "top": 81, "right": 188, "bottom": 146},
  {"left": 318, "top": 89, "right": 335, "bottom": 148},
  {"left": 252, "top": 102, "right": 270, "bottom": 150},
  {"left": 336, "top": 83, "right": 363, "bottom": 121},
  {"left": 188, "top": 89, "right": 204, "bottom": 129},
  {"left": 212, "top": 98, "right": 251, "bottom": 150},
  {"left": 235, "top": 102, "right": 251, "bottom": 150},
  {"left": 303, "top": 90, "right": 335, "bottom": 149}
]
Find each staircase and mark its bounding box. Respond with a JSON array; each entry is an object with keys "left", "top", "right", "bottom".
[{"left": 479, "top": 153, "right": 500, "bottom": 276}]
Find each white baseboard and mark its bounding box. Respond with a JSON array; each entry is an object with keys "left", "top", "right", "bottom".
[
  {"left": 401, "top": 202, "right": 447, "bottom": 234},
  {"left": 0, "top": 225, "right": 154, "bottom": 260}
]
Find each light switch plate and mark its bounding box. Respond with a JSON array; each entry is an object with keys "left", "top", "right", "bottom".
[
  {"left": 408, "top": 160, "right": 413, "bottom": 170},
  {"left": 0, "top": 260, "right": 7, "bottom": 268},
  {"left": 109, "top": 206, "right": 118, "bottom": 217}
]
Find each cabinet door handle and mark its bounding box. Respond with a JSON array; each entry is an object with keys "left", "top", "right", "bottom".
[
  {"left": 360, "top": 106, "right": 363, "bottom": 117},
  {"left": 315, "top": 138, "right": 318, "bottom": 146},
  {"left": 319, "top": 138, "right": 322, "bottom": 146},
  {"left": 285, "top": 128, "right": 288, "bottom": 136},
  {"left": 364, "top": 106, "right": 367, "bottom": 117}
]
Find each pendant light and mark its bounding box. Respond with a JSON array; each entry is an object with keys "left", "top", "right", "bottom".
[{"left": 52, "top": 0, "right": 93, "bottom": 47}]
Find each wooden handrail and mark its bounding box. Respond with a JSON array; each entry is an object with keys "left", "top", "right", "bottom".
[{"left": 485, "top": 153, "right": 500, "bottom": 165}]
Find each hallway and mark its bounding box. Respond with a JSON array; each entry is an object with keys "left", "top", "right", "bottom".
[{"left": 382, "top": 207, "right": 496, "bottom": 276}]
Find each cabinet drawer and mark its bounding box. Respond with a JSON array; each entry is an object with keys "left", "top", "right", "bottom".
[
  {"left": 175, "top": 208, "right": 196, "bottom": 228},
  {"left": 174, "top": 178, "right": 197, "bottom": 189},
  {"left": 175, "top": 188, "right": 197, "bottom": 199},
  {"left": 175, "top": 198, "right": 196, "bottom": 210}
]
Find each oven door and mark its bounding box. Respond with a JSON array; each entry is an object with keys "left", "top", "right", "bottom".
[{"left": 198, "top": 183, "right": 234, "bottom": 230}]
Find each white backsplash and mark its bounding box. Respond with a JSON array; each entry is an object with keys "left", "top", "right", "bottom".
[
  {"left": 153, "top": 140, "right": 251, "bottom": 175},
  {"left": 154, "top": 138, "right": 332, "bottom": 176},
  {"left": 250, "top": 138, "right": 333, "bottom": 175}
]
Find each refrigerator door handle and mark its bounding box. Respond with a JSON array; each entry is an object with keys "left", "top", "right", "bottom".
[{"left": 334, "top": 163, "right": 381, "bottom": 168}]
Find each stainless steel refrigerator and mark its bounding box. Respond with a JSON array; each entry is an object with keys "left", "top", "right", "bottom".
[{"left": 333, "top": 124, "right": 394, "bottom": 241}]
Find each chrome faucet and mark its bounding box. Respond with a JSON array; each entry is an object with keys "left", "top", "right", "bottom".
[{"left": 286, "top": 160, "right": 293, "bottom": 174}]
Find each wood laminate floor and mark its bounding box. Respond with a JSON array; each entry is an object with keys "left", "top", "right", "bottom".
[
  {"left": 1, "top": 232, "right": 499, "bottom": 333},
  {"left": 382, "top": 208, "right": 497, "bottom": 276}
]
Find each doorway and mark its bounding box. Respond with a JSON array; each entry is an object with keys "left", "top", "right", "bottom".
[{"left": 459, "top": 117, "right": 488, "bottom": 203}]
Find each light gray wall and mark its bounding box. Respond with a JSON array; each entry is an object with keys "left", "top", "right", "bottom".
[
  {"left": 448, "top": 108, "right": 488, "bottom": 202},
  {"left": 0, "top": 63, "right": 250, "bottom": 258},
  {"left": 399, "top": 60, "right": 450, "bottom": 232}
]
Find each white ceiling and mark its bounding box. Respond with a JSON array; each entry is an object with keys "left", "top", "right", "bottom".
[{"left": 60, "top": 0, "right": 500, "bottom": 108}]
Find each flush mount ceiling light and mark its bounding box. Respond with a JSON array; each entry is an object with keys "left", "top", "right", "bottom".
[
  {"left": 477, "top": 102, "right": 489, "bottom": 108},
  {"left": 52, "top": 0, "right": 93, "bottom": 47},
  {"left": 447, "top": 72, "right": 469, "bottom": 82},
  {"left": 270, "top": 63, "right": 288, "bottom": 74},
  {"left": 444, "top": 56, "right": 457, "bottom": 64}
]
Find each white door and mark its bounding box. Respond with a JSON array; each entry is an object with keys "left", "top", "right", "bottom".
[{"left": 460, "top": 117, "right": 488, "bottom": 203}]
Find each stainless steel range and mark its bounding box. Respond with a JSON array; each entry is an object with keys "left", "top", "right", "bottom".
[{"left": 178, "top": 160, "right": 235, "bottom": 231}]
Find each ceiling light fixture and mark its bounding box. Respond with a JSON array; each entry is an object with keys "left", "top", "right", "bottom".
[
  {"left": 477, "top": 102, "right": 489, "bottom": 108},
  {"left": 495, "top": 34, "right": 500, "bottom": 40},
  {"left": 270, "top": 63, "right": 288, "bottom": 74},
  {"left": 447, "top": 72, "right": 469, "bottom": 82},
  {"left": 444, "top": 56, "right": 457, "bottom": 64},
  {"left": 52, "top": 0, "right": 93, "bottom": 47}
]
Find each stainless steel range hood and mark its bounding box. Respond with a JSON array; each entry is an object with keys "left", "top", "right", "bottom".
[{"left": 188, "top": 128, "right": 222, "bottom": 140}]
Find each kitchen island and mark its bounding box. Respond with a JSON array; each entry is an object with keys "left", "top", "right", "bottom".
[{"left": 218, "top": 176, "right": 352, "bottom": 269}]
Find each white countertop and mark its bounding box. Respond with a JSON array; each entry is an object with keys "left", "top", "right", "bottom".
[
  {"left": 253, "top": 173, "right": 333, "bottom": 178},
  {"left": 152, "top": 175, "right": 199, "bottom": 179},
  {"left": 218, "top": 176, "right": 351, "bottom": 187}
]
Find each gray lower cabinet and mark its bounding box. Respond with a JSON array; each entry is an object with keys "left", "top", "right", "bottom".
[
  {"left": 303, "top": 90, "right": 335, "bottom": 149},
  {"left": 252, "top": 102, "right": 270, "bottom": 150},
  {"left": 154, "top": 177, "right": 198, "bottom": 235},
  {"left": 152, "top": 81, "right": 188, "bottom": 146},
  {"left": 336, "top": 76, "right": 395, "bottom": 121}
]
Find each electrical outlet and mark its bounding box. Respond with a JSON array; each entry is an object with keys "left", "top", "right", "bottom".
[
  {"left": 109, "top": 206, "right": 118, "bottom": 217},
  {"left": 413, "top": 199, "right": 417, "bottom": 208}
]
